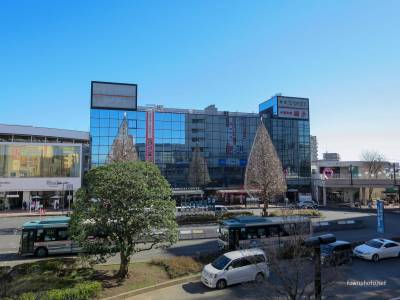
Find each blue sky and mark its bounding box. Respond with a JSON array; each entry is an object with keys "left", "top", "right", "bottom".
[{"left": 1, "top": 0, "right": 399, "bottom": 161}]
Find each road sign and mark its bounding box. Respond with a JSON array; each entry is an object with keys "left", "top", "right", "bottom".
[{"left": 377, "top": 199, "right": 385, "bottom": 234}]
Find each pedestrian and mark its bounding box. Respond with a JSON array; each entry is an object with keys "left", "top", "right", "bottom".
[{"left": 22, "top": 201, "right": 27, "bottom": 210}]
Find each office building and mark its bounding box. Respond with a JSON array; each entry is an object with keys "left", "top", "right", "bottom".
[
  {"left": 0, "top": 124, "right": 90, "bottom": 210},
  {"left": 90, "top": 84, "right": 312, "bottom": 201}
]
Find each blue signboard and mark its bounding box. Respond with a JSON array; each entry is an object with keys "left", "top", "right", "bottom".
[{"left": 377, "top": 200, "right": 384, "bottom": 234}]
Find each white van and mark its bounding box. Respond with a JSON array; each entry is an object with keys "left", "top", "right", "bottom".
[
  {"left": 201, "top": 248, "right": 269, "bottom": 289},
  {"left": 214, "top": 205, "right": 229, "bottom": 215}
]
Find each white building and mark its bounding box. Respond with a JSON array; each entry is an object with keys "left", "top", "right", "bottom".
[
  {"left": 312, "top": 159, "right": 399, "bottom": 206},
  {"left": 310, "top": 135, "right": 318, "bottom": 162},
  {"left": 0, "top": 124, "right": 90, "bottom": 210}
]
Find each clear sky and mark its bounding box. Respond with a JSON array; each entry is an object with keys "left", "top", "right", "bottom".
[{"left": 1, "top": 0, "right": 399, "bottom": 161}]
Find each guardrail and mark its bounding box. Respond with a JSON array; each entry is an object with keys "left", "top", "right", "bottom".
[
  {"left": 179, "top": 228, "right": 219, "bottom": 240},
  {"left": 313, "top": 219, "right": 364, "bottom": 232}
]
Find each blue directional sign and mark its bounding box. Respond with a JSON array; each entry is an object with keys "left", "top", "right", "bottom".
[{"left": 377, "top": 200, "right": 385, "bottom": 234}]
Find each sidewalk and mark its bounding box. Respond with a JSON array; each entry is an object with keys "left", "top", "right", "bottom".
[{"left": 0, "top": 209, "right": 72, "bottom": 218}]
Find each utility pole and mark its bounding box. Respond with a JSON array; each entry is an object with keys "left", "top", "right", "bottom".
[{"left": 394, "top": 163, "right": 400, "bottom": 209}]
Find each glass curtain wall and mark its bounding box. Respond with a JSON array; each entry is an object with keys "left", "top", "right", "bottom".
[{"left": 0, "top": 144, "right": 80, "bottom": 178}]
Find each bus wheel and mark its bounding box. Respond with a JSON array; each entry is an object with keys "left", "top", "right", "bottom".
[{"left": 35, "top": 247, "right": 48, "bottom": 258}]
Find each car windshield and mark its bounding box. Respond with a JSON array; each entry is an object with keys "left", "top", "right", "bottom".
[
  {"left": 321, "top": 244, "right": 334, "bottom": 254},
  {"left": 211, "top": 255, "right": 231, "bottom": 270},
  {"left": 365, "top": 240, "right": 383, "bottom": 249}
]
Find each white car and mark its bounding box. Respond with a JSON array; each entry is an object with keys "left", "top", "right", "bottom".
[
  {"left": 214, "top": 205, "right": 229, "bottom": 214},
  {"left": 201, "top": 248, "right": 269, "bottom": 289},
  {"left": 297, "top": 200, "right": 318, "bottom": 209},
  {"left": 353, "top": 238, "right": 400, "bottom": 262}
]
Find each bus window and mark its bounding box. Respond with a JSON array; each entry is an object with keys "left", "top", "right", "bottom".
[
  {"left": 44, "top": 229, "right": 57, "bottom": 241},
  {"left": 257, "top": 227, "right": 266, "bottom": 237},
  {"left": 267, "top": 225, "right": 280, "bottom": 237},
  {"left": 246, "top": 228, "right": 258, "bottom": 239},
  {"left": 58, "top": 229, "right": 69, "bottom": 241},
  {"left": 36, "top": 229, "right": 45, "bottom": 242}
]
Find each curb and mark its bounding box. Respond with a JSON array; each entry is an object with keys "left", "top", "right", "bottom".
[
  {"left": 0, "top": 212, "right": 71, "bottom": 218},
  {"left": 100, "top": 273, "right": 201, "bottom": 300}
]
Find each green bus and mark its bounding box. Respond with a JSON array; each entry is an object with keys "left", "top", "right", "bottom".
[
  {"left": 19, "top": 217, "right": 82, "bottom": 257},
  {"left": 218, "top": 215, "right": 312, "bottom": 251}
]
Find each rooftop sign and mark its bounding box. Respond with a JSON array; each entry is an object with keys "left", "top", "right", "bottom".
[{"left": 91, "top": 81, "right": 137, "bottom": 111}]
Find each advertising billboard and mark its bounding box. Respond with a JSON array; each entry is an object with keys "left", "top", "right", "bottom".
[
  {"left": 277, "top": 97, "right": 309, "bottom": 120},
  {"left": 91, "top": 81, "right": 137, "bottom": 110}
]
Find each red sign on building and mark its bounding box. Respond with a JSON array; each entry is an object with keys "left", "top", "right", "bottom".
[{"left": 145, "top": 111, "right": 155, "bottom": 162}]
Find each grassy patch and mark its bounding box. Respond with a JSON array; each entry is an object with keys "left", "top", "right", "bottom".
[
  {"left": 150, "top": 256, "right": 203, "bottom": 279},
  {"left": 269, "top": 209, "right": 322, "bottom": 217},
  {"left": 0, "top": 258, "right": 172, "bottom": 299}
]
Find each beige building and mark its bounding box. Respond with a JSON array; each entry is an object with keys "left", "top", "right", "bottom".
[{"left": 312, "top": 160, "right": 399, "bottom": 206}]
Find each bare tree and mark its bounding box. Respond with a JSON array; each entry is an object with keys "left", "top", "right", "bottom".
[
  {"left": 245, "top": 219, "right": 343, "bottom": 300},
  {"left": 107, "top": 113, "right": 138, "bottom": 163},
  {"left": 245, "top": 119, "right": 287, "bottom": 215},
  {"left": 188, "top": 145, "right": 210, "bottom": 187},
  {"left": 361, "top": 150, "right": 386, "bottom": 204}
]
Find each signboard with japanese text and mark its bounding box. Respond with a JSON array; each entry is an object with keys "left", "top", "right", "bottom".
[
  {"left": 277, "top": 97, "right": 309, "bottom": 120},
  {"left": 377, "top": 199, "right": 385, "bottom": 233},
  {"left": 145, "top": 111, "right": 155, "bottom": 162}
]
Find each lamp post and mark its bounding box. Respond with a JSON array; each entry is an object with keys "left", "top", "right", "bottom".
[
  {"left": 305, "top": 234, "right": 337, "bottom": 300},
  {"left": 394, "top": 163, "right": 400, "bottom": 209}
]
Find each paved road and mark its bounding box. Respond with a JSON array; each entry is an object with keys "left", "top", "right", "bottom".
[
  {"left": 1, "top": 209, "right": 399, "bottom": 267},
  {"left": 130, "top": 258, "right": 400, "bottom": 300}
]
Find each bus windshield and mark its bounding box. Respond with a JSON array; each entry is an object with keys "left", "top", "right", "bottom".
[{"left": 220, "top": 226, "right": 229, "bottom": 242}]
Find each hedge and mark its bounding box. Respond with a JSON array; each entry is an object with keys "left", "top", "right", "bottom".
[{"left": 16, "top": 281, "right": 102, "bottom": 300}]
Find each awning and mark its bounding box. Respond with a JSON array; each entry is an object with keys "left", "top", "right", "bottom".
[{"left": 172, "top": 189, "right": 204, "bottom": 195}]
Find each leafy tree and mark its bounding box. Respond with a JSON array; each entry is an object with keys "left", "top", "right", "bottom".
[
  {"left": 245, "top": 119, "right": 287, "bottom": 215},
  {"left": 70, "top": 161, "right": 178, "bottom": 279}
]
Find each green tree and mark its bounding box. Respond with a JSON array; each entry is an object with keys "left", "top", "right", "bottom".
[{"left": 70, "top": 161, "right": 178, "bottom": 279}]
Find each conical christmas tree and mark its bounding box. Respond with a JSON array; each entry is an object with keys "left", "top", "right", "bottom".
[
  {"left": 107, "top": 114, "right": 138, "bottom": 163},
  {"left": 188, "top": 145, "right": 211, "bottom": 187},
  {"left": 244, "top": 119, "right": 286, "bottom": 215}
]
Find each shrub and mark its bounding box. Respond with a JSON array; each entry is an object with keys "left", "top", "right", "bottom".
[
  {"left": 18, "top": 293, "right": 36, "bottom": 300},
  {"left": 269, "top": 209, "right": 322, "bottom": 218},
  {"left": 151, "top": 257, "right": 202, "bottom": 279},
  {"left": 219, "top": 211, "right": 254, "bottom": 220},
  {"left": 176, "top": 214, "right": 217, "bottom": 225},
  {"left": 17, "top": 281, "right": 102, "bottom": 300}
]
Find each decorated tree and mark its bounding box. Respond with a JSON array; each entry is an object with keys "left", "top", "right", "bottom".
[
  {"left": 107, "top": 113, "right": 138, "bottom": 163},
  {"left": 70, "top": 161, "right": 178, "bottom": 279},
  {"left": 245, "top": 119, "right": 287, "bottom": 215},
  {"left": 188, "top": 145, "right": 211, "bottom": 187}
]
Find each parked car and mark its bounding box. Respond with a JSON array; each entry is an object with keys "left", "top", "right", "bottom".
[
  {"left": 297, "top": 199, "right": 318, "bottom": 209},
  {"left": 201, "top": 248, "right": 269, "bottom": 289},
  {"left": 321, "top": 240, "right": 352, "bottom": 266},
  {"left": 353, "top": 238, "right": 400, "bottom": 262},
  {"left": 214, "top": 205, "right": 229, "bottom": 215}
]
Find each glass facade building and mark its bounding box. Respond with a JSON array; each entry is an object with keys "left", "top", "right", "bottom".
[
  {"left": 259, "top": 95, "right": 311, "bottom": 191},
  {"left": 0, "top": 144, "right": 81, "bottom": 178},
  {"left": 90, "top": 106, "right": 259, "bottom": 188},
  {"left": 91, "top": 97, "right": 311, "bottom": 192}
]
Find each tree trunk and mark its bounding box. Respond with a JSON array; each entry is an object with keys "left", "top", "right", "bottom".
[
  {"left": 118, "top": 251, "right": 130, "bottom": 279},
  {"left": 263, "top": 195, "right": 269, "bottom": 216}
]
